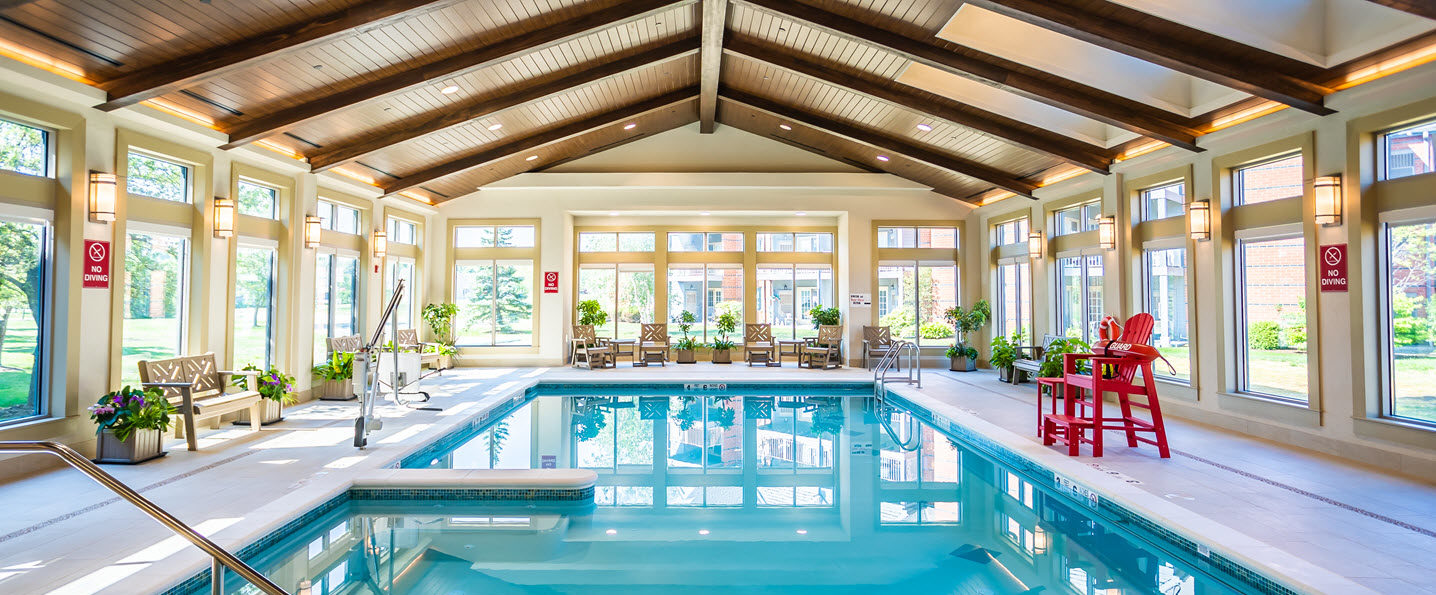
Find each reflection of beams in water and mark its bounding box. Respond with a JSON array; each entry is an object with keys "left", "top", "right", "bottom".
[{"left": 879, "top": 406, "right": 922, "bottom": 452}]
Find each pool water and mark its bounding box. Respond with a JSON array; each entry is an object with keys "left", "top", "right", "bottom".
[{"left": 209, "top": 385, "right": 1253, "bottom": 594}]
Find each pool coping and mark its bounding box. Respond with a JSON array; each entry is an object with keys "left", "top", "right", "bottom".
[{"left": 153, "top": 373, "right": 1372, "bottom": 595}]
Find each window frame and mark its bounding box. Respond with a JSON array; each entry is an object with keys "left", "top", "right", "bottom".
[
  {"left": 125, "top": 150, "right": 193, "bottom": 204},
  {"left": 1054, "top": 250, "right": 1104, "bottom": 342},
  {"left": 1234, "top": 228, "right": 1309, "bottom": 403},
  {"left": 1139, "top": 180, "right": 1186, "bottom": 222},
  {"left": 0, "top": 207, "right": 52, "bottom": 426},
  {"left": 119, "top": 222, "right": 192, "bottom": 386},
  {"left": 0, "top": 116, "right": 54, "bottom": 178},
  {"left": 449, "top": 218, "right": 541, "bottom": 353},
  {"left": 1141, "top": 240, "right": 1192, "bottom": 384},
  {"left": 232, "top": 239, "right": 279, "bottom": 369},
  {"left": 1377, "top": 209, "right": 1436, "bottom": 428},
  {"left": 1234, "top": 152, "right": 1304, "bottom": 207},
  {"left": 1379, "top": 116, "right": 1436, "bottom": 182}
]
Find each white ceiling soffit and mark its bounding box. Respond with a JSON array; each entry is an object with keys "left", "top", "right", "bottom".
[
  {"left": 937, "top": 4, "right": 1251, "bottom": 117},
  {"left": 1109, "top": 0, "right": 1436, "bottom": 67}
]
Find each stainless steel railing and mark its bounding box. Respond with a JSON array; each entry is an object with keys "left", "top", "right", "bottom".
[
  {"left": 873, "top": 340, "right": 921, "bottom": 399},
  {"left": 0, "top": 441, "right": 288, "bottom": 595}
]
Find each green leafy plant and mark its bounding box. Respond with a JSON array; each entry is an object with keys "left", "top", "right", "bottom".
[
  {"left": 421, "top": 303, "right": 459, "bottom": 345},
  {"left": 577, "top": 299, "right": 608, "bottom": 327},
  {"left": 1039, "top": 337, "right": 1091, "bottom": 378},
  {"left": 712, "top": 309, "right": 739, "bottom": 351},
  {"left": 674, "top": 396, "right": 701, "bottom": 431},
  {"left": 710, "top": 398, "right": 737, "bottom": 429},
  {"left": 571, "top": 399, "right": 608, "bottom": 441},
  {"left": 808, "top": 306, "right": 841, "bottom": 328},
  {"left": 989, "top": 329, "right": 1023, "bottom": 370},
  {"left": 945, "top": 344, "right": 978, "bottom": 360},
  {"left": 919, "top": 322, "right": 954, "bottom": 340},
  {"left": 312, "top": 351, "right": 355, "bottom": 381},
  {"left": 424, "top": 342, "right": 458, "bottom": 357},
  {"left": 944, "top": 299, "right": 991, "bottom": 360},
  {"left": 675, "top": 310, "right": 704, "bottom": 350},
  {"left": 1248, "top": 321, "right": 1282, "bottom": 350},
  {"left": 88, "top": 386, "right": 176, "bottom": 442},
  {"left": 237, "top": 365, "right": 298, "bottom": 404}
]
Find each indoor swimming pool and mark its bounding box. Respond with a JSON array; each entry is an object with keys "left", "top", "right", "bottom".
[{"left": 176, "top": 383, "right": 1280, "bottom": 594}]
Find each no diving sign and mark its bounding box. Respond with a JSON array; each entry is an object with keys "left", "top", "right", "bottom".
[
  {"left": 83, "top": 240, "right": 110, "bottom": 289},
  {"left": 1320, "top": 244, "right": 1347, "bottom": 292}
]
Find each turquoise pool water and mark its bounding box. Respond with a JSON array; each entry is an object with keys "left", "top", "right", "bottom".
[{"left": 191, "top": 384, "right": 1267, "bottom": 594}]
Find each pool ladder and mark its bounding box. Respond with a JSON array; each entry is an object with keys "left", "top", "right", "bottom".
[
  {"left": 873, "top": 340, "right": 921, "bottom": 400},
  {"left": 0, "top": 441, "right": 288, "bottom": 595}
]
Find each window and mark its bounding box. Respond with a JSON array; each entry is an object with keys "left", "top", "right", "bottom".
[
  {"left": 756, "top": 232, "right": 834, "bottom": 252},
  {"left": 1236, "top": 154, "right": 1303, "bottom": 206},
  {"left": 578, "top": 232, "right": 654, "bottom": 252},
  {"left": 877, "top": 226, "right": 957, "bottom": 248},
  {"left": 667, "top": 265, "right": 742, "bottom": 342},
  {"left": 384, "top": 257, "right": 416, "bottom": 329},
  {"left": 996, "top": 260, "right": 1031, "bottom": 341},
  {"left": 1056, "top": 255, "right": 1103, "bottom": 342},
  {"left": 876, "top": 263, "right": 957, "bottom": 345},
  {"left": 454, "top": 225, "right": 534, "bottom": 248},
  {"left": 578, "top": 264, "right": 654, "bottom": 340},
  {"left": 1141, "top": 182, "right": 1185, "bottom": 221},
  {"left": 313, "top": 253, "right": 359, "bottom": 364},
  {"left": 756, "top": 397, "right": 837, "bottom": 471},
  {"left": 1145, "top": 248, "right": 1190, "bottom": 381},
  {"left": 573, "top": 397, "right": 653, "bottom": 470},
  {"left": 1237, "top": 236, "right": 1307, "bottom": 401},
  {"left": 233, "top": 245, "right": 276, "bottom": 369},
  {"left": 386, "top": 218, "right": 417, "bottom": 245},
  {"left": 0, "top": 218, "right": 48, "bottom": 424},
  {"left": 127, "top": 152, "right": 189, "bottom": 203},
  {"left": 122, "top": 230, "right": 188, "bottom": 385},
  {"left": 668, "top": 232, "right": 742, "bottom": 252},
  {"left": 1382, "top": 219, "right": 1436, "bottom": 424},
  {"left": 992, "top": 218, "right": 1029, "bottom": 247},
  {"left": 667, "top": 396, "right": 741, "bottom": 470},
  {"left": 454, "top": 260, "right": 533, "bottom": 346},
  {"left": 1382, "top": 118, "right": 1436, "bottom": 180},
  {"left": 1053, "top": 201, "right": 1101, "bottom": 236},
  {"left": 879, "top": 501, "right": 960, "bottom": 524},
  {"left": 236, "top": 180, "right": 276, "bottom": 219},
  {"left": 0, "top": 118, "right": 49, "bottom": 177},
  {"left": 757, "top": 265, "right": 834, "bottom": 339},
  {"left": 877, "top": 413, "right": 959, "bottom": 485},
  {"left": 316, "top": 200, "right": 359, "bottom": 234}
]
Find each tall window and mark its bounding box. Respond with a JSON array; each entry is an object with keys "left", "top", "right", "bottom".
[
  {"left": 0, "top": 218, "right": 48, "bottom": 424},
  {"left": 1382, "top": 118, "right": 1436, "bottom": 180},
  {"left": 667, "top": 265, "right": 742, "bottom": 342},
  {"left": 757, "top": 265, "right": 834, "bottom": 339},
  {"left": 1236, "top": 154, "right": 1303, "bottom": 206},
  {"left": 122, "top": 230, "right": 188, "bottom": 385},
  {"left": 455, "top": 261, "right": 533, "bottom": 346},
  {"left": 1141, "top": 182, "right": 1185, "bottom": 221},
  {"left": 573, "top": 397, "right": 653, "bottom": 470},
  {"left": 1237, "top": 236, "right": 1307, "bottom": 401},
  {"left": 314, "top": 253, "right": 359, "bottom": 363},
  {"left": 1056, "top": 255, "right": 1103, "bottom": 342},
  {"left": 127, "top": 152, "right": 190, "bottom": 203},
  {"left": 667, "top": 396, "right": 741, "bottom": 471},
  {"left": 384, "top": 257, "right": 416, "bottom": 329},
  {"left": 234, "top": 245, "right": 276, "bottom": 368},
  {"left": 0, "top": 118, "right": 49, "bottom": 177},
  {"left": 236, "top": 180, "right": 277, "bottom": 219},
  {"left": 1382, "top": 219, "right": 1436, "bottom": 424},
  {"left": 316, "top": 199, "right": 360, "bottom": 234},
  {"left": 578, "top": 264, "right": 655, "bottom": 339},
  {"left": 1053, "top": 201, "right": 1100, "bottom": 236},
  {"left": 1144, "top": 247, "right": 1190, "bottom": 381},
  {"left": 992, "top": 218, "right": 1028, "bottom": 246},
  {"left": 876, "top": 264, "right": 957, "bottom": 345},
  {"left": 996, "top": 260, "right": 1031, "bottom": 340},
  {"left": 387, "top": 218, "right": 417, "bottom": 245}
]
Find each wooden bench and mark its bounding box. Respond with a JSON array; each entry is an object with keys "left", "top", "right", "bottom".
[
  {"left": 138, "top": 353, "right": 263, "bottom": 451},
  {"left": 1012, "top": 334, "right": 1065, "bottom": 384},
  {"left": 396, "top": 329, "right": 443, "bottom": 370}
]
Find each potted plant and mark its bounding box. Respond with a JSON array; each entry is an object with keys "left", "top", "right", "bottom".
[
  {"left": 577, "top": 299, "right": 609, "bottom": 328},
  {"left": 1039, "top": 337, "right": 1091, "bottom": 379},
  {"left": 421, "top": 302, "right": 459, "bottom": 369},
  {"left": 990, "top": 329, "right": 1022, "bottom": 382},
  {"left": 808, "top": 306, "right": 841, "bottom": 329},
  {"left": 674, "top": 310, "right": 702, "bottom": 364},
  {"left": 312, "top": 351, "right": 356, "bottom": 401},
  {"left": 710, "top": 307, "right": 739, "bottom": 364},
  {"left": 90, "top": 386, "right": 175, "bottom": 464},
  {"left": 235, "top": 365, "right": 297, "bottom": 425},
  {"left": 943, "top": 300, "right": 991, "bottom": 372}
]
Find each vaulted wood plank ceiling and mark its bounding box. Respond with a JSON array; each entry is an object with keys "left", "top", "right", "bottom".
[{"left": 2, "top": 0, "right": 1432, "bottom": 204}]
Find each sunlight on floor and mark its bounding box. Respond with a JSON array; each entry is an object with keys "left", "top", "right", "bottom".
[
  {"left": 44, "top": 518, "right": 240, "bottom": 595},
  {"left": 252, "top": 428, "right": 352, "bottom": 449}
]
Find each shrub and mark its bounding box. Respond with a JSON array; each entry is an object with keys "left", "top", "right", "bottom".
[
  {"left": 1248, "top": 321, "right": 1282, "bottom": 350},
  {"left": 1283, "top": 324, "right": 1307, "bottom": 349},
  {"left": 919, "top": 322, "right": 953, "bottom": 339},
  {"left": 808, "top": 306, "right": 841, "bottom": 328},
  {"left": 989, "top": 329, "right": 1022, "bottom": 369},
  {"left": 89, "top": 386, "right": 176, "bottom": 441},
  {"left": 880, "top": 309, "right": 914, "bottom": 339},
  {"left": 1039, "top": 337, "right": 1090, "bottom": 378},
  {"left": 577, "top": 299, "right": 608, "bottom": 327}
]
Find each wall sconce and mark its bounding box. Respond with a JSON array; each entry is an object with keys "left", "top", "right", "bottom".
[
  {"left": 1027, "top": 231, "right": 1043, "bottom": 260},
  {"left": 88, "top": 172, "right": 116, "bottom": 223},
  {"left": 1032, "top": 526, "right": 1050, "bottom": 555},
  {"left": 1189, "top": 199, "right": 1211, "bottom": 241},
  {"left": 304, "top": 216, "right": 322, "bottom": 249},
  {"left": 1314, "top": 174, "right": 1342, "bottom": 226},
  {"left": 372, "top": 230, "right": 388, "bottom": 260},
  {"left": 1097, "top": 216, "right": 1116, "bottom": 250},
  {"left": 212, "top": 197, "right": 234, "bottom": 239}
]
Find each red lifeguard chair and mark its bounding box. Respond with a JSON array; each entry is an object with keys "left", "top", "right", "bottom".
[{"left": 1042, "top": 313, "right": 1171, "bottom": 458}]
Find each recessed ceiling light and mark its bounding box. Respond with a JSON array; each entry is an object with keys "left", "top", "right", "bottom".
[
  {"left": 609, "top": 211, "right": 619, "bottom": 216},
  {"left": 440, "top": 85, "right": 459, "bottom": 94},
  {"left": 916, "top": 123, "right": 933, "bottom": 132},
  {"left": 623, "top": 122, "right": 638, "bottom": 130},
  {"left": 525, "top": 155, "right": 538, "bottom": 161},
  {"left": 876, "top": 155, "right": 890, "bottom": 162},
  {"left": 795, "top": 529, "right": 808, "bottom": 535},
  {"left": 701, "top": 211, "right": 711, "bottom": 216},
  {"left": 698, "top": 529, "right": 710, "bottom": 535},
  {"left": 795, "top": 211, "right": 806, "bottom": 216},
  {"left": 605, "top": 529, "right": 617, "bottom": 535},
  {"left": 779, "top": 124, "right": 792, "bottom": 131},
  {"left": 487, "top": 123, "right": 503, "bottom": 131}
]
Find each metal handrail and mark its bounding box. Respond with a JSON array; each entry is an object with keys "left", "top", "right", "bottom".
[
  {"left": 0, "top": 441, "right": 288, "bottom": 595},
  {"left": 873, "top": 340, "right": 921, "bottom": 399}
]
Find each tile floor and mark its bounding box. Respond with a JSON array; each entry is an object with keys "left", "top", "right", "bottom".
[{"left": 0, "top": 364, "right": 1429, "bottom": 594}]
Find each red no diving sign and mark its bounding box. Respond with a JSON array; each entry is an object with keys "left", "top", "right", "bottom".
[
  {"left": 543, "top": 271, "right": 559, "bottom": 294},
  {"left": 1320, "top": 244, "right": 1347, "bottom": 293},
  {"left": 83, "top": 240, "right": 110, "bottom": 289}
]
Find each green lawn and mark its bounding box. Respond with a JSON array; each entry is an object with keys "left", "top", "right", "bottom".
[
  {"left": 120, "top": 316, "right": 184, "bottom": 386},
  {"left": 0, "top": 313, "right": 40, "bottom": 420}
]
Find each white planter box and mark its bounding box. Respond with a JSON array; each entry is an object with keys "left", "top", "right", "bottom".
[{"left": 94, "top": 428, "right": 165, "bottom": 464}]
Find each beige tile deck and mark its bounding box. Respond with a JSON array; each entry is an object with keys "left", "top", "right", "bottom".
[{"left": 0, "top": 364, "right": 1429, "bottom": 594}]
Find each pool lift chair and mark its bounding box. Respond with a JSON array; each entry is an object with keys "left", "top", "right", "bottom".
[{"left": 355, "top": 279, "right": 437, "bottom": 448}]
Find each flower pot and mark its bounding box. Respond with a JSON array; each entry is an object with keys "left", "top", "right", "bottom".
[
  {"left": 712, "top": 349, "right": 732, "bottom": 364},
  {"left": 235, "top": 399, "right": 284, "bottom": 426},
  {"left": 676, "top": 349, "right": 696, "bottom": 364},
  {"left": 949, "top": 356, "right": 977, "bottom": 372},
  {"left": 94, "top": 428, "right": 165, "bottom": 464},
  {"left": 319, "top": 378, "right": 356, "bottom": 401},
  {"left": 998, "top": 366, "right": 1014, "bottom": 383}
]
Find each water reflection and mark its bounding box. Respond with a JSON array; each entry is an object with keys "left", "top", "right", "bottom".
[{"left": 220, "top": 395, "right": 1236, "bottom": 594}]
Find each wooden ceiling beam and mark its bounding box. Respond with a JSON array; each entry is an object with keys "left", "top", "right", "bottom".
[
  {"left": 220, "top": 0, "right": 692, "bottom": 150},
  {"left": 1362, "top": 0, "right": 1436, "bottom": 20},
  {"left": 698, "top": 0, "right": 729, "bottom": 133},
  {"left": 738, "top": 0, "right": 1203, "bottom": 152},
  {"left": 382, "top": 88, "right": 698, "bottom": 196},
  {"left": 94, "top": 0, "right": 452, "bottom": 111},
  {"left": 965, "top": 0, "right": 1333, "bottom": 115},
  {"left": 721, "top": 87, "right": 1038, "bottom": 198},
  {"left": 307, "top": 37, "right": 699, "bottom": 172},
  {"left": 725, "top": 34, "right": 1113, "bottom": 174}
]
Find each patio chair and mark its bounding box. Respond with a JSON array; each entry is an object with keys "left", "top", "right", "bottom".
[
  {"left": 637, "top": 323, "right": 670, "bottom": 366},
  {"left": 571, "top": 325, "right": 613, "bottom": 369},
  {"left": 800, "top": 324, "right": 844, "bottom": 369},
  {"left": 861, "top": 326, "right": 898, "bottom": 370},
  {"left": 745, "top": 323, "right": 778, "bottom": 367}
]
